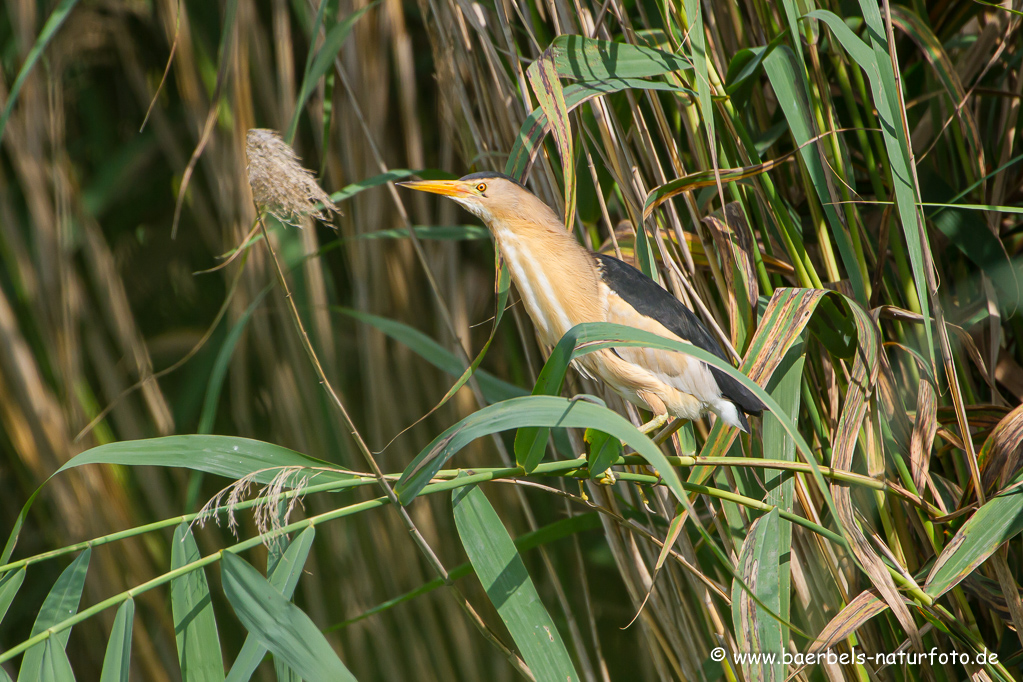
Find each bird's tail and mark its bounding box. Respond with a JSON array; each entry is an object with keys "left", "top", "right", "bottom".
[
  {"left": 711, "top": 399, "right": 752, "bottom": 433},
  {"left": 709, "top": 366, "right": 767, "bottom": 419}
]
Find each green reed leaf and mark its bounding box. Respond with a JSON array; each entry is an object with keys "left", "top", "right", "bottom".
[
  {"left": 40, "top": 640, "right": 74, "bottom": 682},
  {"left": 584, "top": 428, "right": 621, "bottom": 479},
  {"left": 732, "top": 510, "right": 783, "bottom": 682},
  {"left": 452, "top": 484, "right": 579, "bottom": 682},
  {"left": 546, "top": 35, "right": 691, "bottom": 81},
  {"left": 57, "top": 435, "right": 350, "bottom": 486},
  {"left": 925, "top": 471, "right": 1023, "bottom": 599},
  {"left": 171, "top": 525, "right": 224, "bottom": 682},
  {"left": 397, "top": 394, "right": 685, "bottom": 505},
  {"left": 99, "top": 600, "right": 134, "bottom": 682},
  {"left": 17, "top": 550, "right": 90, "bottom": 682},
  {"left": 225, "top": 528, "right": 316, "bottom": 682},
  {"left": 221, "top": 551, "right": 356, "bottom": 682},
  {"left": 0, "top": 567, "right": 26, "bottom": 626},
  {"left": 725, "top": 32, "right": 788, "bottom": 108}
]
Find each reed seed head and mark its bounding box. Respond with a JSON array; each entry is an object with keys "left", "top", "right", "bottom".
[{"left": 245, "top": 128, "right": 339, "bottom": 226}]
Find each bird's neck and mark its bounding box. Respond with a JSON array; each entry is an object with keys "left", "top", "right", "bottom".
[{"left": 487, "top": 211, "right": 604, "bottom": 347}]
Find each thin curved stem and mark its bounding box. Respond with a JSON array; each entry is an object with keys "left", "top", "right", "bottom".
[{"left": 256, "top": 214, "right": 529, "bottom": 675}]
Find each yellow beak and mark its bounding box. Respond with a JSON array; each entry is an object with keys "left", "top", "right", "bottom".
[{"left": 396, "top": 179, "right": 472, "bottom": 198}]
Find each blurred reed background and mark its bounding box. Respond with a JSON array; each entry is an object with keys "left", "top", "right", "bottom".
[{"left": 1, "top": 0, "right": 1022, "bottom": 680}]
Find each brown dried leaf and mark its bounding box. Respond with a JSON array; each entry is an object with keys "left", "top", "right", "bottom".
[
  {"left": 830, "top": 307, "right": 923, "bottom": 652},
  {"left": 875, "top": 347, "right": 913, "bottom": 457},
  {"left": 808, "top": 589, "right": 896, "bottom": 655},
  {"left": 990, "top": 549, "right": 1023, "bottom": 648},
  {"left": 979, "top": 402, "right": 1023, "bottom": 493},
  {"left": 702, "top": 202, "right": 758, "bottom": 350},
  {"left": 875, "top": 305, "right": 996, "bottom": 391},
  {"left": 996, "top": 349, "right": 1023, "bottom": 402},
  {"left": 910, "top": 379, "right": 937, "bottom": 493}
]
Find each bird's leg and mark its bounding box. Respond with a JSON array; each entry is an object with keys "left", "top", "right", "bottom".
[
  {"left": 638, "top": 412, "right": 670, "bottom": 435},
  {"left": 630, "top": 398, "right": 670, "bottom": 498},
  {"left": 635, "top": 393, "right": 670, "bottom": 436}
]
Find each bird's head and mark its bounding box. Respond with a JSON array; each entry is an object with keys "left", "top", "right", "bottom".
[{"left": 397, "top": 172, "right": 532, "bottom": 225}]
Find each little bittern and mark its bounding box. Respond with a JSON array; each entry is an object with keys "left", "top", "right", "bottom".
[{"left": 398, "top": 172, "right": 765, "bottom": 432}]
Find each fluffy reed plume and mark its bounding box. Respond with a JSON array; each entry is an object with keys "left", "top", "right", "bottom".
[
  {"left": 194, "top": 466, "right": 310, "bottom": 546},
  {"left": 245, "top": 128, "right": 338, "bottom": 225}
]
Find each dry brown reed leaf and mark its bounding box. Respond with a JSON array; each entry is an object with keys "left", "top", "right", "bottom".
[
  {"left": 979, "top": 402, "right": 1023, "bottom": 493},
  {"left": 245, "top": 128, "right": 339, "bottom": 226},
  {"left": 702, "top": 202, "right": 758, "bottom": 350},
  {"left": 832, "top": 369, "right": 924, "bottom": 651},
  {"left": 910, "top": 379, "right": 937, "bottom": 493},
  {"left": 807, "top": 589, "right": 890, "bottom": 655}
]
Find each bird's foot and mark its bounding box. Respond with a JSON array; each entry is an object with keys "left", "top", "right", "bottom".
[
  {"left": 596, "top": 468, "right": 617, "bottom": 485},
  {"left": 638, "top": 413, "right": 669, "bottom": 435}
]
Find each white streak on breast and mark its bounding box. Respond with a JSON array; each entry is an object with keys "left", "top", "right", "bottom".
[{"left": 494, "top": 229, "right": 573, "bottom": 345}]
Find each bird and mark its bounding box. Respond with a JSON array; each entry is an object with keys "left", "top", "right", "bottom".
[{"left": 397, "top": 172, "right": 766, "bottom": 432}]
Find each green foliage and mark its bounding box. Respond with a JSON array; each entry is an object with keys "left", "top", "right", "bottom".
[
  {"left": 452, "top": 484, "right": 579, "bottom": 682},
  {"left": 225, "top": 528, "right": 315, "bottom": 682},
  {"left": 732, "top": 510, "right": 783, "bottom": 682},
  {"left": 17, "top": 550, "right": 90, "bottom": 682},
  {"left": 171, "top": 525, "right": 224, "bottom": 682},
  {"left": 221, "top": 550, "right": 355, "bottom": 681},
  {"left": 98, "top": 600, "right": 134, "bottom": 682},
  {"left": 925, "top": 469, "right": 1023, "bottom": 599}
]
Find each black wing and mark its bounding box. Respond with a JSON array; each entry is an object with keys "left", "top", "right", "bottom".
[{"left": 594, "top": 254, "right": 765, "bottom": 416}]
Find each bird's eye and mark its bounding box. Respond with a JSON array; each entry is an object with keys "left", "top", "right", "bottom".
[{"left": 476, "top": 183, "right": 487, "bottom": 193}]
